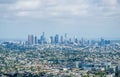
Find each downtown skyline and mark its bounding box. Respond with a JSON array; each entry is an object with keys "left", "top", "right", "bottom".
[{"left": 0, "top": 0, "right": 120, "bottom": 40}]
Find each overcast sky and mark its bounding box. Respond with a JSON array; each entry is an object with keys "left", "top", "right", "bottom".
[{"left": 0, "top": 0, "right": 120, "bottom": 40}]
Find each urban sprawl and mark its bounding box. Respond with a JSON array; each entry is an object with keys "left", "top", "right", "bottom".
[{"left": 0, "top": 32, "right": 120, "bottom": 77}]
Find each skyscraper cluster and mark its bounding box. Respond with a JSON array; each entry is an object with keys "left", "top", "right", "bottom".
[
  {"left": 27, "top": 32, "right": 111, "bottom": 46},
  {"left": 28, "top": 35, "right": 37, "bottom": 45},
  {"left": 27, "top": 32, "right": 77, "bottom": 45}
]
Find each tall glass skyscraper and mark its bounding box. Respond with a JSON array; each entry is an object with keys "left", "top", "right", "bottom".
[
  {"left": 55, "top": 34, "right": 59, "bottom": 44},
  {"left": 28, "top": 35, "right": 34, "bottom": 45}
]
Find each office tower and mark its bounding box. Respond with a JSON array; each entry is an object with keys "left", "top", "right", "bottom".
[
  {"left": 42, "top": 32, "right": 45, "bottom": 39},
  {"left": 50, "top": 36, "right": 54, "bottom": 44},
  {"left": 55, "top": 34, "right": 59, "bottom": 44},
  {"left": 74, "top": 36, "right": 78, "bottom": 44},
  {"left": 35, "top": 36, "right": 38, "bottom": 44},
  {"left": 28, "top": 35, "right": 34, "bottom": 45},
  {"left": 64, "top": 33, "right": 68, "bottom": 44},
  {"left": 80, "top": 38, "right": 85, "bottom": 46},
  {"left": 40, "top": 32, "right": 44, "bottom": 41},
  {"left": 90, "top": 40, "right": 96, "bottom": 46},
  {"left": 40, "top": 32, "right": 46, "bottom": 44},
  {"left": 87, "top": 40, "right": 90, "bottom": 46},
  {"left": 38, "top": 39, "right": 41, "bottom": 44},
  {"left": 60, "top": 36, "right": 64, "bottom": 44},
  {"left": 105, "top": 40, "right": 110, "bottom": 45},
  {"left": 99, "top": 38, "right": 105, "bottom": 46},
  {"left": 75, "top": 38, "right": 78, "bottom": 44},
  {"left": 65, "top": 33, "right": 67, "bottom": 39},
  {"left": 68, "top": 38, "right": 73, "bottom": 44}
]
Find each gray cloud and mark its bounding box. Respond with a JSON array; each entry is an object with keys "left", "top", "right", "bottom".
[
  {"left": 0, "top": 0, "right": 120, "bottom": 18},
  {"left": 0, "top": 0, "right": 15, "bottom": 4}
]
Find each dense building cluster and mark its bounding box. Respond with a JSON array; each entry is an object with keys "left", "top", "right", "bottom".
[{"left": 27, "top": 32, "right": 111, "bottom": 46}]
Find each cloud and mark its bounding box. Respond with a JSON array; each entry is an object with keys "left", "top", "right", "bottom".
[
  {"left": 7, "top": 0, "right": 90, "bottom": 16},
  {"left": 9, "top": 0, "right": 41, "bottom": 11},
  {"left": 0, "top": 0, "right": 120, "bottom": 18},
  {"left": 15, "top": 11, "right": 29, "bottom": 16},
  {"left": 101, "top": 0, "right": 118, "bottom": 6},
  {"left": 0, "top": 0, "right": 15, "bottom": 4},
  {"left": 49, "top": 0, "right": 89, "bottom": 16},
  {"left": 96, "top": 0, "right": 120, "bottom": 17}
]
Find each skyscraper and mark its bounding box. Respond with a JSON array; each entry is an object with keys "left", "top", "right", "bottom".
[
  {"left": 64, "top": 33, "right": 68, "bottom": 44},
  {"left": 28, "top": 35, "right": 34, "bottom": 45},
  {"left": 50, "top": 36, "right": 54, "bottom": 44},
  {"left": 60, "top": 36, "right": 64, "bottom": 44},
  {"left": 55, "top": 34, "right": 59, "bottom": 44},
  {"left": 100, "top": 38, "right": 105, "bottom": 46},
  {"left": 35, "top": 36, "right": 38, "bottom": 44},
  {"left": 74, "top": 36, "right": 78, "bottom": 44},
  {"left": 40, "top": 32, "right": 46, "bottom": 44}
]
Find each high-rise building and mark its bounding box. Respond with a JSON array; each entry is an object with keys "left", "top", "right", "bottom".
[
  {"left": 79, "top": 38, "right": 85, "bottom": 46},
  {"left": 50, "top": 36, "right": 54, "bottom": 44},
  {"left": 74, "top": 36, "right": 78, "bottom": 44},
  {"left": 60, "top": 36, "right": 64, "bottom": 44},
  {"left": 28, "top": 35, "right": 34, "bottom": 45},
  {"left": 64, "top": 33, "right": 68, "bottom": 44},
  {"left": 40, "top": 32, "right": 46, "bottom": 44},
  {"left": 99, "top": 38, "right": 105, "bottom": 46},
  {"left": 35, "top": 36, "right": 38, "bottom": 44},
  {"left": 55, "top": 34, "right": 59, "bottom": 44}
]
